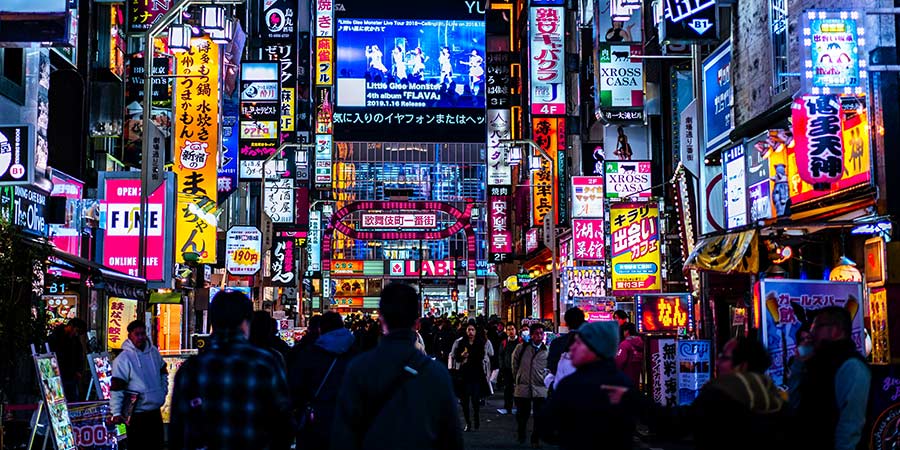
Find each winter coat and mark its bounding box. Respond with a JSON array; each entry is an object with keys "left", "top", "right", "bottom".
[
  {"left": 448, "top": 337, "right": 494, "bottom": 397},
  {"left": 499, "top": 337, "right": 519, "bottom": 370},
  {"left": 511, "top": 343, "right": 549, "bottom": 399},
  {"left": 615, "top": 335, "right": 644, "bottom": 383},
  {"left": 331, "top": 329, "right": 463, "bottom": 450},
  {"left": 110, "top": 339, "right": 167, "bottom": 415},
  {"left": 537, "top": 359, "right": 638, "bottom": 450},
  {"left": 288, "top": 327, "right": 356, "bottom": 450}
]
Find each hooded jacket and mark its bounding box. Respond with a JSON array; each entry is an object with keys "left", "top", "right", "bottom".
[
  {"left": 614, "top": 335, "right": 644, "bottom": 383},
  {"left": 110, "top": 338, "right": 167, "bottom": 415}
]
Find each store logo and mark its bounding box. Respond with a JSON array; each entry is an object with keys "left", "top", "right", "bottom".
[
  {"left": 265, "top": 8, "right": 285, "bottom": 32},
  {"left": 179, "top": 140, "right": 210, "bottom": 170},
  {"left": 688, "top": 18, "right": 713, "bottom": 35},
  {"left": 0, "top": 128, "right": 25, "bottom": 180}
]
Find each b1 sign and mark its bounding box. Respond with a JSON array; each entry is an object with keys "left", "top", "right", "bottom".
[{"left": 0, "top": 125, "right": 33, "bottom": 186}]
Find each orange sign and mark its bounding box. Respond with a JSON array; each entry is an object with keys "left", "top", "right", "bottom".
[
  {"left": 532, "top": 117, "right": 564, "bottom": 226},
  {"left": 174, "top": 37, "right": 219, "bottom": 263},
  {"left": 333, "top": 297, "right": 364, "bottom": 308},
  {"left": 636, "top": 294, "right": 693, "bottom": 333}
]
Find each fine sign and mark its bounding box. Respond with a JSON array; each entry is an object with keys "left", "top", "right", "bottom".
[{"left": 226, "top": 226, "right": 262, "bottom": 276}]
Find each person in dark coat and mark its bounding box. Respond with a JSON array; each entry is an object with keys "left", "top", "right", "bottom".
[
  {"left": 433, "top": 319, "right": 457, "bottom": 366},
  {"left": 614, "top": 322, "right": 644, "bottom": 384},
  {"left": 545, "top": 308, "right": 585, "bottom": 390},
  {"left": 497, "top": 323, "right": 520, "bottom": 415},
  {"left": 47, "top": 318, "right": 87, "bottom": 400},
  {"left": 288, "top": 311, "right": 356, "bottom": 450},
  {"left": 449, "top": 323, "right": 491, "bottom": 431},
  {"left": 538, "top": 321, "right": 639, "bottom": 450},
  {"left": 249, "top": 311, "right": 290, "bottom": 366},
  {"left": 331, "top": 283, "right": 463, "bottom": 450}
]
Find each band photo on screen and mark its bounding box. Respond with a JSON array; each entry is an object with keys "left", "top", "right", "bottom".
[{"left": 336, "top": 18, "right": 486, "bottom": 109}]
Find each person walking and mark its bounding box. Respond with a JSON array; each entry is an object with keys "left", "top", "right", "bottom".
[
  {"left": 615, "top": 322, "right": 644, "bottom": 385},
  {"left": 249, "top": 311, "right": 290, "bottom": 365},
  {"left": 169, "top": 291, "right": 293, "bottom": 450},
  {"left": 47, "top": 318, "right": 87, "bottom": 400},
  {"left": 289, "top": 311, "right": 356, "bottom": 450},
  {"left": 790, "top": 306, "right": 870, "bottom": 450},
  {"left": 496, "top": 323, "right": 520, "bottom": 415},
  {"left": 449, "top": 322, "right": 492, "bottom": 431},
  {"left": 109, "top": 320, "right": 167, "bottom": 450},
  {"left": 537, "top": 322, "right": 639, "bottom": 450},
  {"left": 511, "top": 322, "right": 549, "bottom": 446},
  {"left": 331, "top": 283, "right": 463, "bottom": 450},
  {"left": 545, "top": 308, "right": 585, "bottom": 390}
]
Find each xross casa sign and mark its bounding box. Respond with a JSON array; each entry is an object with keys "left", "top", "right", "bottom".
[{"left": 389, "top": 260, "right": 458, "bottom": 277}]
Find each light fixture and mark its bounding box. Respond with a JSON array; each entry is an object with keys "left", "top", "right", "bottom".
[
  {"left": 764, "top": 264, "right": 788, "bottom": 279},
  {"left": 201, "top": 6, "right": 226, "bottom": 31},
  {"left": 209, "top": 17, "right": 234, "bottom": 44},
  {"left": 295, "top": 148, "right": 309, "bottom": 167},
  {"left": 830, "top": 256, "right": 862, "bottom": 282},
  {"left": 507, "top": 145, "right": 522, "bottom": 166},
  {"left": 167, "top": 23, "right": 192, "bottom": 51},
  {"left": 530, "top": 155, "right": 543, "bottom": 172}
]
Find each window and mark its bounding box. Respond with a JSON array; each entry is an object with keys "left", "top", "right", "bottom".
[
  {"left": 0, "top": 48, "right": 26, "bottom": 104},
  {"left": 770, "top": 0, "right": 789, "bottom": 94}
]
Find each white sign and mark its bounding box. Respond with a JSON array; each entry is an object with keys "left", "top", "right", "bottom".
[
  {"left": 239, "top": 159, "right": 288, "bottom": 180},
  {"left": 360, "top": 213, "right": 437, "bottom": 229},
  {"left": 315, "top": 0, "right": 333, "bottom": 37},
  {"left": 487, "top": 109, "right": 512, "bottom": 185},
  {"left": 597, "top": 43, "right": 644, "bottom": 108},
  {"left": 264, "top": 178, "right": 294, "bottom": 223},
  {"left": 679, "top": 100, "right": 700, "bottom": 177},
  {"left": 307, "top": 211, "right": 322, "bottom": 273},
  {"left": 723, "top": 144, "right": 747, "bottom": 229},
  {"left": 572, "top": 176, "right": 604, "bottom": 218},
  {"left": 604, "top": 161, "right": 652, "bottom": 199},
  {"left": 105, "top": 203, "right": 164, "bottom": 237},
  {"left": 225, "top": 226, "right": 262, "bottom": 276},
  {"left": 315, "top": 134, "right": 332, "bottom": 184},
  {"left": 529, "top": 6, "right": 566, "bottom": 115}
]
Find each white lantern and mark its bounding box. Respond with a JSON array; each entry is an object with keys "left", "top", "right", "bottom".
[
  {"left": 209, "top": 18, "right": 234, "bottom": 44},
  {"left": 167, "top": 24, "right": 192, "bottom": 52},
  {"left": 201, "top": 6, "right": 226, "bottom": 31}
]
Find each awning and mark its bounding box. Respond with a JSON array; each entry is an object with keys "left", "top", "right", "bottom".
[
  {"left": 684, "top": 230, "right": 759, "bottom": 275},
  {"left": 49, "top": 248, "right": 148, "bottom": 301}
]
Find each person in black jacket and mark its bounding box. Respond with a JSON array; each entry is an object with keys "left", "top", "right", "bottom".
[
  {"left": 47, "top": 318, "right": 87, "bottom": 400},
  {"left": 331, "top": 283, "right": 463, "bottom": 450},
  {"left": 288, "top": 311, "right": 356, "bottom": 450},
  {"left": 497, "top": 323, "right": 520, "bottom": 415},
  {"left": 546, "top": 308, "right": 585, "bottom": 389},
  {"left": 538, "top": 321, "right": 639, "bottom": 450}
]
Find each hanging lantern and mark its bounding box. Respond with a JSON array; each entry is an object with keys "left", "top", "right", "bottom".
[
  {"left": 791, "top": 95, "right": 845, "bottom": 190},
  {"left": 201, "top": 6, "right": 226, "bottom": 31},
  {"left": 507, "top": 145, "right": 522, "bottom": 166},
  {"left": 830, "top": 256, "right": 862, "bottom": 282},
  {"left": 209, "top": 18, "right": 234, "bottom": 44},
  {"left": 167, "top": 24, "right": 192, "bottom": 52}
]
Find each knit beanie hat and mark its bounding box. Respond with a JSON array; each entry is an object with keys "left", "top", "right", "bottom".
[{"left": 574, "top": 321, "right": 620, "bottom": 359}]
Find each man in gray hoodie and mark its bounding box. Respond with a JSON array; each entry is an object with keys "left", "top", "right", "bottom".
[{"left": 110, "top": 320, "right": 167, "bottom": 450}]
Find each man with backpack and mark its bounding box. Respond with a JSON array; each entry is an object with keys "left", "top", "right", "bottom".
[{"left": 331, "top": 283, "right": 463, "bottom": 450}]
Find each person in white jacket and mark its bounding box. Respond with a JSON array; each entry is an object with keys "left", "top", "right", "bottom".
[{"left": 110, "top": 320, "right": 167, "bottom": 450}]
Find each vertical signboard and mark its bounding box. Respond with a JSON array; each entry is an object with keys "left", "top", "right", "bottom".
[
  {"left": 597, "top": 43, "right": 644, "bottom": 108},
  {"left": 572, "top": 219, "right": 605, "bottom": 260},
  {"left": 0, "top": 124, "right": 34, "bottom": 186},
  {"left": 649, "top": 338, "right": 677, "bottom": 406},
  {"left": 801, "top": 10, "right": 865, "bottom": 95},
  {"left": 219, "top": 89, "right": 240, "bottom": 202},
  {"left": 605, "top": 161, "right": 651, "bottom": 199},
  {"left": 676, "top": 340, "right": 712, "bottom": 405},
  {"left": 174, "top": 37, "right": 219, "bottom": 264},
  {"left": 107, "top": 297, "right": 138, "bottom": 350},
  {"left": 128, "top": 0, "right": 171, "bottom": 32},
  {"left": 315, "top": 0, "right": 334, "bottom": 37},
  {"left": 33, "top": 353, "right": 77, "bottom": 450},
  {"left": 225, "top": 226, "right": 262, "bottom": 276},
  {"left": 791, "top": 95, "right": 845, "bottom": 188},
  {"left": 314, "top": 0, "right": 333, "bottom": 187},
  {"left": 703, "top": 40, "right": 732, "bottom": 153},
  {"left": 572, "top": 176, "right": 604, "bottom": 217},
  {"left": 489, "top": 186, "right": 512, "bottom": 263},
  {"left": 722, "top": 143, "right": 747, "bottom": 228},
  {"left": 264, "top": 178, "right": 295, "bottom": 223},
  {"left": 239, "top": 61, "right": 281, "bottom": 172},
  {"left": 487, "top": 109, "right": 512, "bottom": 186},
  {"left": 679, "top": 100, "right": 700, "bottom": 177},
  {"left": 530, "top": 6, "right": 565, "bottom": 115},
  {"left": 532, "top": 117, "right": 564, "bottom": 226},
  {"left": 610, "top": 202, "right": 661, "bottom": 295},
  {"left": 270, "top": 235, "right": 297, "bottom": 287},
  {"left": 306, "top": 210, "right": 322, "bottom": 275}
]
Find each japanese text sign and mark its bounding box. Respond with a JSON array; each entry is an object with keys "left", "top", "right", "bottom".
[
  {"left": 661, "top": 0, "right": 717, "bottom": 43},
  {"left": 605, "top": 161, "right": 651, "bottom": 199},
  {"left": 561, "top": 266, "right": 606, "bottom": 300},
  {"left": 572, "top": 176, "right": 604, "bottom": 218},
  {"left": 106, "top": 297, "right": 137, "bottom": 350},
  {"left": 225, "top": 226, "right": 262, "bottom": 276},
  {"left": 532, "top": 117, "right": 564, "bottom": 226},
  {"left": 270, "top": 236, "right": 296, "bottom": 287},
  {"left": 676, "top": 340, "right": 711, "bottom": 405},
  {"left": 487, "top": 109, "right": 512, "bottom": 185},
  {"left": 240, "top": 61, "right": 280, "bottom": 161},
  {"left": 636, "top": 294, "right": 694, "bottom": 333},
  {"left": 128, "top": 0, "right": 171, "bottom": 33},
  {"left": 174, "top": 37, "right": 219, "bottom": 263},
  {"left": 316, "top": 38, "right": 333, "bottom": 85},
  {"left": 650, "top": 338, "right": 677, "bottom": 406},
  {"left": 360, "top": 213, "right": 437, "bottom": 229},
  {"left": 597, "top": 44, "right": 644, "bottom": 108},
  {"left": 526, "top": 228, "right": 539, "bottom": 254},
  {"left": 529, "top": 6, "right": 566, "bottom": 115},
  {"left": 801, "top": 10, "right": 865, "bottom": 95},
  {"left": 610, "top": 202, "right": 661, "bottom": 295},
  {"left": 703, "top": 40, "right": 732, "bottom": 152},
  {"left": 489, "top": 186, "right": 512, "bottom": 263},
  {"left": 316, "top": 0, "right": 334, "bottom": 37},
  {"left": 722, "top": 143, "right": 747, "bottom": 229},
  {"left": 791, "top": 95, "right": 844, "bottom": 187},
  {"left": 572, "top": 219, "right": 605, "bottom": 260},
  {"left": 265, "top": 179, "right": 294, "bottom": 223}
]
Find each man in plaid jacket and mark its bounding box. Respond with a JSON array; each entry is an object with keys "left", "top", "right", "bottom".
[{"left": 169, "top": 291, "right": 293, "bottom": 450}]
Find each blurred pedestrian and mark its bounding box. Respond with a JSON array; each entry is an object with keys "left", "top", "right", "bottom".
[
  {"left": 613, "top": 310, "right": 630, "bottom": 340},
  {"left": 249, "top": 311, "right": 290, "bottom": 366},
  {"left": 511, "top": 323, "right": 549, "bottom": 446},
  {"left": 433, "top": 319, "right": 456, "bottom": 365},
  {"left": 449, "top": 322, "right": 493, "bottom": 431},
  {"left": 545, "top": 308, "right": 585, "bottom": 390},
  {"left": 537, "top": 322, "right": 638, "bottom": 450},
  {"left": 331, "top": 283, "right": 463, "bottom": 450},
  {"left": 47, "top": 318, "right": 87, "bottom": 400},
  {"left": 110, "top": 320, "right": 167, "bottom": 450},
  {"left": 170, "top": 291, "right": 292, "bottom": 450},
  {"left": 790, "top": 306, "right": 870, "bottom": 450},
  {"left": 615, "top": 322, "right": 644, "bottom": 385},
  {"left": 496, "top": 323, "right": 520, "bottom": 415},
  {"left": 289, "top": 312, "right": 356, "bottom": 450}
]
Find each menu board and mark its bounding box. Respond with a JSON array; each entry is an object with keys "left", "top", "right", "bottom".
[{"left": 34, "top": 353, "right": 77, "bottom": 450}]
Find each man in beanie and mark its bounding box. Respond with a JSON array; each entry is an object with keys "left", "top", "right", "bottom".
[
  {"left": 537, "top": 321, "right": 639, "bottom": 450},
  {"left": 169, "top": 291, "right": 292, "bottom": 449}
]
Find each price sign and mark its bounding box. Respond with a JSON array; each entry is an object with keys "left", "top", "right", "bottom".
[{"left": 226, "top": 227, "right": 262, "bottom": 276}]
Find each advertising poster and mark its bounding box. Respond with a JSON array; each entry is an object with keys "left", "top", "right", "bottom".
[
  {"left": 572, "top": 176, "right": 604, "bottom": 218},
  {"left": 745, "top": 130, "right": 791, "bottom": 221},
  {"left": 870, "top": 288, "right": 890, "bottom": 365},
  {"left": 596, "top": 0, "right": 642, "bottom": 43},
  {"left": 610, "top": 202, "right": 661, "bottom": 295},
  {"left": 226, "top": 226, "right": 263, "bottom": 276},
  {"left": 581, "top": 142, "right": 605, "bottom": 176},
  {"left": 801, "top": 10, "right": 865, "bottom": 95},
  {"left": 68, "top": 401, "right": 122, "bottom": 449},
  {"left": 45, "top": 294, "right": 78, "bottom": 329},
  {"left": 649, "top": 338, "right": 677, "bottom": 407},
  {"left": 489, "top": 185, "right": 512, "bottom": 263},
  {"left": 788, "top": 99, "right": 870, "bottom": 204},
  {"left": 603, "top": 124, "right": 648, "bottom": 161},
  {"left": 561, "top": 266, "right": 606, "bottom": 300},
  {"left": 107, "top": 297, "right": 138, "bottom": 350},
  {"left": 661, "top": 0, "right": 717, "bottom": 42},
  {"left": 530, "top": 6, "right": 565, "bottom": 115},
  {"left": 605, "top": 161, "right": 651, "bottom": 199},
  {"left": 239, "top": 61, "right": 280, "bottom": 165},
  {"left": 34, "top": 353, "right": 77, "bottom": 450},
  {"left": 99, "top": 174, "right": 172, "bottom": 282},
  {"left": 676, "top": 340, "right": 712, "bottom": 405},
  {"left": 161, "top": 355, "right": 190, "bottom": 423},
  {"left": 757, "top": 279, "right": 864, "bottom": 387},
  {"left": 174, "top": 37, "right": 219, "bottom": 264},
  {"left": 636, "top": 294, "right": 694, "bottom": 334},
  {"left": 270, "top": 236, "right": 297, "bottom": 287},
  {"left": 487, "top": 109, "right": 512, "bottom": 185},
  {"left": 316, "top": 0, "right": 334, "bottom": 37},
  {"left": 87, "top": 352, "right": 113, "bottom": 400},
  {"left": 703, "top": 40, "right": 732, "bottom": 152},
  {"left": 722, "top": 143, "right": 747, "bottom": 229},
  {"left": 597, "top": 43, "right": 643, "bottom": 108},
  {"left": 0, "top": 185, "right": 48, "bottom": 237},
  {"left": 572, "top": 219, "right": 604, "bottom": 261},
  {"left": 532, "top": 117, "right": 564, "bottom": 226}
]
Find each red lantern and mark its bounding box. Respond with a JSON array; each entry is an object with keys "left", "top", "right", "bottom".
[{"left": 791, "top": 95, "right": 845, "bottom": 189}]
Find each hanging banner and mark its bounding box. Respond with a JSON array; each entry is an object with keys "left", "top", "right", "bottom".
[
  {"left": 703, "top": 40, "right": 732, "bottom": 153},
  {"left": 107, "top": 297, "right": 138, "bottom": 350},
  {"left": 174, "top": 37, "right": 219, "bottom": 264},
  {"left": 679, "top": 100, "right": 700, "bottom": 177},
  {"left": 529, "top": 6, "right": 566, "bottom": 115},
  {"left": 226, "top": 226, "right": 262, "bottom": 276},
  {"left": 531, "top": 117, "right": 564, "bottom": 226},
  {"left": 315, "top": 0, "right": 334, "bottom": 37},
  {"left": 801, "top": 10, "right": 865, "bottom": 95},
  {"left": 605, "top": 161, "right": 651, "bottom": 199},
  {"left": 572, "top": 219, "right": 605, "bottom": 260},
  {"left": 572, "top": 176, "right": 604, "bottom": 217},
  {"left": 676, "top": 340, "right": 712, "bottom": 405},
  {"left": 561, "top": 266, "right": 606, "bottom": 300},
  {"left": 791, "top": 95, "right": 845, "bottom": 187},
  {"left": 661, "top": 0, "right": 717, "bottom": 43},
  {"left": 264, "top": 178, "right": 294, "bottom": 223},
  {"left": 270, "top": 236, "right": 297, "bottom": 287},
  {"left": 610, "top": 202, "right": 661, "bottom": 295},
  {"left": 239, "top": 61, "right": 280, "bottom": 164},
  {"left": 487, "top": 109, "right": 512, "bottom": 185},
  {"left": 722, "top": 143, "right": 747, "bottom": 229},
  {"left": 489, "top": 185, "right": 512, "bottom": 263},
  {"left": 597, "top": 43, "right": 643, "bottom": 108}
]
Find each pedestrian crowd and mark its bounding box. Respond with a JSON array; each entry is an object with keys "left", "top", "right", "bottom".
[{"left": 80, "top": 283, "right": 870, "bottom": 450}]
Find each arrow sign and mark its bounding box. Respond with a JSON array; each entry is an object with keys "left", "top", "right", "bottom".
[{"left": 688, "top": 19, "right": 713, "bottom": 35}]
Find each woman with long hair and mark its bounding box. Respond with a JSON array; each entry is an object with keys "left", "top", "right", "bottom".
[{"left": 449, "top": 322, "right": 492, "bottom": 431}]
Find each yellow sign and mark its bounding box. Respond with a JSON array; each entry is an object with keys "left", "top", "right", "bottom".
[
  {"left": 610, "top": 202, "right": 662, "bottom": 294},
  {"left": 174, "top": 37, "right": 219, "bottom": 263},
  {"left": 316, "top": 38, "right": 334, "bottom": 85},
  {"left": 532, "top": 117, "right": 563, "bottom": 226},
  {"left": 281, "top": 87, "right": 295, "bottom": 131},
  {"left": 870, "top": 288, "right": 890, "bottom": 365},
  {"left": 107, "top": 297, "right": 138, "bottom": 350},
  {"left": 230, "top": 247, "right": 261, "bottom": 266}
]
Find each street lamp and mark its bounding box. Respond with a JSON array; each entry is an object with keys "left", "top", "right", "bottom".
[{"left": 500, "top": 139, "right": 560, "bottom": 331}]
